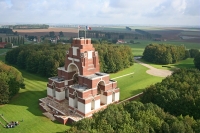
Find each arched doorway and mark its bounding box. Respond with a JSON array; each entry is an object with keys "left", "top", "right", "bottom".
[
  {"left": 67, "top": 63, "right": 79, "bottom": 85},
  {"left": 97, "top": 81, "right": 105, "bottom": 105}
]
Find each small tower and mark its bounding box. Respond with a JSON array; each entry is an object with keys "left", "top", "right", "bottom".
[{"left": 46, "top": 37, "right": 120, "bottom": 118}]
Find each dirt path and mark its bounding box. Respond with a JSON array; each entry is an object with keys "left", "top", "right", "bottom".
[{"left": 135, "top": 59, "right": 172, "bottom": 77}]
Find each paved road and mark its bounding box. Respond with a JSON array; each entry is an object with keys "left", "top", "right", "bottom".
[{"left": 134, "top": 59, "right": 172, "bottom": 77}]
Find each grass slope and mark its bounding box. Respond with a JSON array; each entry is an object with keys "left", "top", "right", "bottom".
[
  {"left": 110, "top": 63, "right": 163, "bottom": 100},
  {"left": 139, "top": 58, "right": 195, "bottom": 70},
  {"left": 0, "top": 70, "right": 70, "bottom": 133}
]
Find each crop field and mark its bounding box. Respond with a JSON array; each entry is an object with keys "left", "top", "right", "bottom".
[{"left": 12, "top": 28, "right": 77, "bottom": 37}]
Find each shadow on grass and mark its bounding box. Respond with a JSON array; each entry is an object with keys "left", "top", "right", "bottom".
[
  {"left": 9, "top": 90, "right": 69, "bottom": 126},
  {"left": 10, "top": 90, "right": 46, "bottom": 116},
  {"left": 171, "top": 63, "right": 195, "bottom": 69},
  {"left": 131, "top": 88, "right": 144, "bottom": 96}
]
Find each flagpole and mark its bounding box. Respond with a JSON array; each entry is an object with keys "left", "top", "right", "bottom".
[
  {"left": 78, "top": 25, "right": 79, "bottom": 38},
  {"left": 85, "top": 26, "right": 86, "bottom": 44}
]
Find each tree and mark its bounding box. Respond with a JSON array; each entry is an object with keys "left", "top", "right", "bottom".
[
  {"left": 59, "top": 31, "right": 64, "bottom": 37},
  {"left": 0, "top": 72, "right": 9, "bottom": 104},
  {"left": 49, "top": 31, "right": 55, "bottom": 38},
  {"left": 0, "top": 61, "right": 24, "bottom": 103},
  {"left": 194, "top": 52, "right": 200, "bottom": 70},
  {"left": 189, "top": 49, "right": 199, "bottom": 58}
]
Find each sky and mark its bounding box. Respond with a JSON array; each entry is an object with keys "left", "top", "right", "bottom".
[{"left": 0, "top": 0, "right": 200, "bottom": 26}]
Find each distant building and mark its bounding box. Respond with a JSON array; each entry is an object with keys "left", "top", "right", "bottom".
[
  {"left": 39, "top": 37, "right": 120, "bottom": 124},
  {"left": 0, "top": 42, "right": 7, "bottom": 48},
  {"left": 116, "top": 40, "right": 126, "bottom": 44}
]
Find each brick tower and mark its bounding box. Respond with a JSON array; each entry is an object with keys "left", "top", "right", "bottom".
[{"left": 45, "top": 37, "right": 120, "bottom": 118}]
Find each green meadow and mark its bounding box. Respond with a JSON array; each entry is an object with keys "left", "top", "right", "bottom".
[
  {"left": 110, "top": 63, "right": 163, "bottom": 100},
  {"left": 0, "top": 70, "right": 70, "bottom": 133},
  {"left": 139, "top": 58, "right": 195, "bottom": 70}
]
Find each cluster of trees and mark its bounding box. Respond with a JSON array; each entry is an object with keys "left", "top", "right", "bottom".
[
  {"left": 7, "top": 24, "right": 49, "bottom": 29},
  {"left": 0, "top": 61, "right": 24, "bottom": 104},
  {"left": 126, "top": 26, "right": 132, "bottom": 31},
  {"left": 0, "top": 28, "right": 18, "bottom": 35},
  {"left": 141, "top": 69, "right": 200, "bottom": 119},
  {"left": 94, "top": 44, "right": 134, "bottom": 73},
  {"left": 143, "top": 44, "right": 187, "bottom": 64},
  {"left": 194, "top": 52, "right": 200, "bottom": 70},
  {"left": 5, "top": 43, "right": 134, "bottom": 76},
  {"left": 5, "top": 44, "right": 70, "bottom": 77},
  {"left": 67, "top": 101, "right": 200, "bottom": 133},
  {"left": 2, "top": 36, "right": 24, "bottom": 45},
  {"left": 189, "top": 49, "right": 200, "bottom": 70},
  {"left": 135, "top": 29, "right": 162, "bottom": 39}
]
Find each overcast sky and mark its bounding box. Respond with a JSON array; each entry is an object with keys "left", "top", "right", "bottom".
[{"left": 0, "top": 0, "right": 199, "bottom": 26}]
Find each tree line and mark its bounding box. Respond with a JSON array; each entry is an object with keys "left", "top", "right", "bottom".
[
  {"left": 5, "top": 43, "right": 134, "bottom": 76},
  {"left": 94, "top": 44, "right": 134, "bottom": 73},
  {"left": 0, "top": 61, "right": 24, "bottom": 104},
  {"left": 5, "top": 44, "right": 70, "bottom": 77},
  {"left": 6, "top": 24, "right": 49, "bottom": 29},
  {"left": 0, "top": 36, "right": 24, "bottom": 45},
  {"left": 143, "top": 44, "right": 188, "bottom": 64}
]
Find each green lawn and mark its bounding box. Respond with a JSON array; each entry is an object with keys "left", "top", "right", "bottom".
[
  {"left": 110, "top": 63, "right": 163, "bottom": 100},
  {"left": 0, "top": 70, "right": 70, "bottom": 133},
  {"left": 138, "top": 58, "right": 195, "bottom": 70}
]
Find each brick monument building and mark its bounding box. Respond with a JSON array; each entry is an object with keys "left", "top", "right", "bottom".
[{"left": 39, "top": 37, "right": 120, "bottom": 123}]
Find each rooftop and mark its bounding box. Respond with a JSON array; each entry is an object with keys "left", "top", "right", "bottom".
[{"left": 49, "top": 76, "right": 65, "bottom": 82}]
